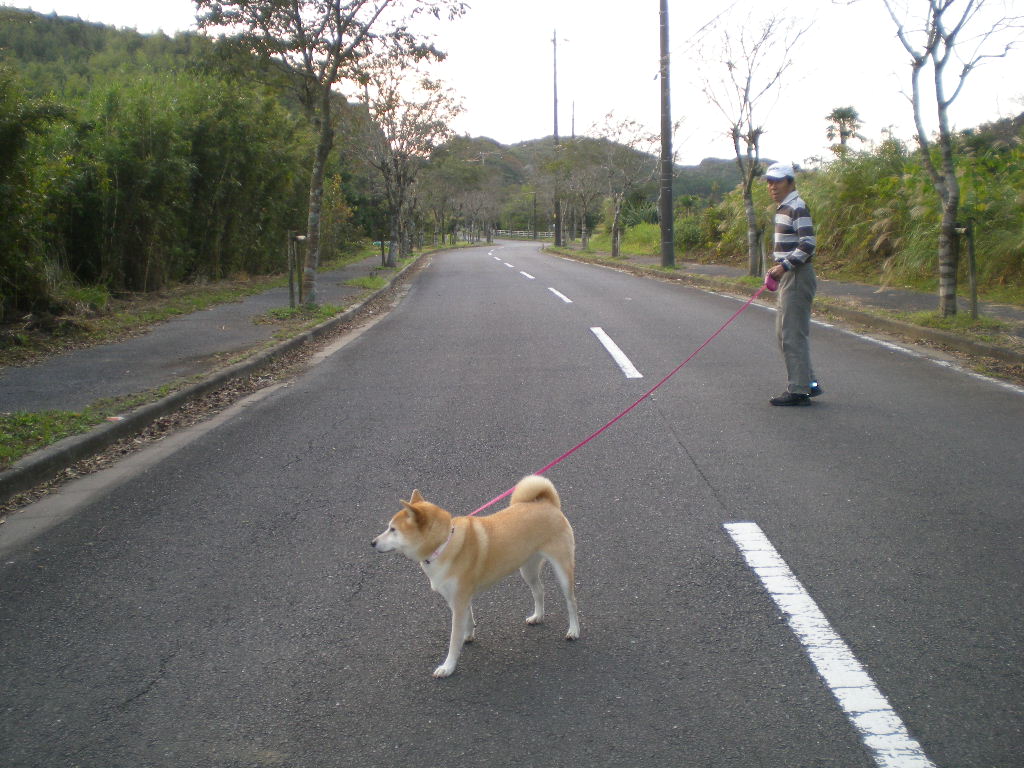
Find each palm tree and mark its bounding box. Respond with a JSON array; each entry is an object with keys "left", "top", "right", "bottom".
[{"left": 826, "top": 106, "right": 864, "bottom": 155}]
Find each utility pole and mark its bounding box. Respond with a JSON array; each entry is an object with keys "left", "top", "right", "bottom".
[
  {"left": 552, "top": 29, "right": 563, "bottom": 247},
  {"left": 659, "top": 0, "right": 675, "bottom": 268},
  {"left": 532, "top": 191, "right": 538, "bottom": 240}
]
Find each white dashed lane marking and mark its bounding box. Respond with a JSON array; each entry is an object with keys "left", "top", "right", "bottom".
[
  {"left": 491, "top": 255, "right": 642, "bottom": 379},
  {"left": 590, "top": 327, "right": 643, "bottom": 379}
]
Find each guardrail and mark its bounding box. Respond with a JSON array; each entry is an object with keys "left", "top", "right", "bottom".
[{"left": 494, "top": 230, "right": 554, "bottom": 241}]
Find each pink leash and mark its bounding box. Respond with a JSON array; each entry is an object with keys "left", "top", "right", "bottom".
[{"left": 469, "top": 281, "right": 772, "bottom": 515}]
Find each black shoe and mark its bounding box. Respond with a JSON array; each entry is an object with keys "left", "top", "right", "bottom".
[
  {"left": 770, "top": 391, "right": 811, "bottom": 406},
  {"left": 809, "top": 383, "right": 823, "bottom": 398}
]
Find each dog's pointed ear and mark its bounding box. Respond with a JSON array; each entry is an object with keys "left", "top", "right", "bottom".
[
  {"left": 400, "top": 500, "right": 421, "bottom": 523},
  {"left": 410, "top": 489, "right": 425, "bottom": 503}
]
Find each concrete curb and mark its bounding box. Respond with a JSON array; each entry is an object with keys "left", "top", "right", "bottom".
[{"left": 0, "top": 253, "right": 426, "bottom": 506}]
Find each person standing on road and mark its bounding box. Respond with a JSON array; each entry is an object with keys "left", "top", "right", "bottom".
[{"left": 764, "top": 162, "right": 821, "bottom": 406}]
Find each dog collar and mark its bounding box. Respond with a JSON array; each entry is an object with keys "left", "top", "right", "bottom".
[{"left": 423, "top": 525, "right": 455, "bottom": 565}]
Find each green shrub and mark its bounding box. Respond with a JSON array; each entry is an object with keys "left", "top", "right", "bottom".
[
  {"left": 619, "top": 222, "right": 660, "bottom": 255},
  {"left": 674, "top": 215, "right": 702, "bottom": 250}
]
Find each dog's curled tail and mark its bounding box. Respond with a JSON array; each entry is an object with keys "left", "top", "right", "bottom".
[{"left": 510, "top": 475, "right": 561, "bottom": 509}]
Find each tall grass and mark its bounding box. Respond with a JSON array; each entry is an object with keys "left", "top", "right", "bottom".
[
  {"left": 588, "top": 222, "right": 661, "bottom": 257},
  {"left": 594, "top": 130, "right": 1023, "bottom": 303}
]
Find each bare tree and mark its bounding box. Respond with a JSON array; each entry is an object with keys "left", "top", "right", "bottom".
[
  {"left": 589, "top": 115, "right": 657, "bottom": 259},
  {"left": 696, "top": 14, "right": 808, "bottom": 276},
  {"left": 882, "top": 0, "right": 1022, "bottom": 316},
  {"left": 562, "top": 139, "right": 607, "bottom": 250},
  {"left": 419, "top": 144, "right": 477, "bottom": 246},
  {"left": 355, "top": 53, "right": 461, "bottom": 267},
  {"left": 195, "top": 0, "right": 465, "bottom": 305},
  {"left": 454, "top": 174, "right": 503, "bottom": 244}
]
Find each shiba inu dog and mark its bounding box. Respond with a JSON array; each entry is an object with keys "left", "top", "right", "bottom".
[{"left": 372, "top": 475, "right": 580, "bottom": 678}]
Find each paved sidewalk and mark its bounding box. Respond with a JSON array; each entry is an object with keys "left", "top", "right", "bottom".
[{"left": 1, "top": 254, "right": 390, "bottom": 413}]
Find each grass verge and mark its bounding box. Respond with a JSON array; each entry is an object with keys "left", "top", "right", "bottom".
[
  {"left": 0, "top": 410, "right": 100, "bottom": 469},
  {"left": 0, "top": 381, "right": 185, "bottom": 470}
]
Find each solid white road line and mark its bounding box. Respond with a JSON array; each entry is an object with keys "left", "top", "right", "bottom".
[
  {"left": 724, "top": 521, "right": 937, "bottom": 768},
  {"left": 548, "top": 287, "right": 573, "bottom": 304},
  {"left": 836, "top": 326, "right": 1024, "bottom": 396},
  {"left": 590, "top": 327, "right": 643, "bottom": 379},
  {"left": 741, "top": 296, "right": 1024, "bottom": 397}
]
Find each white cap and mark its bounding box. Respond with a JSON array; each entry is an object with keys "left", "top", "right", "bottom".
[{"left": 765, "top": 162, "right": 795, "bottom": 180}]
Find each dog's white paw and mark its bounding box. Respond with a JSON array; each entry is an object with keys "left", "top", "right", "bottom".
[
  {"left": 433, "top": 663, "right": 456, "bottom": 678},
  {"left": 525, "top": 614, "right": 544, "bottom": 625},
  {"left": 565, "top": 627, "right": 580, "bottom": 641}
]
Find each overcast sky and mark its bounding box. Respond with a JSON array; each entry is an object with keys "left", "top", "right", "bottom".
[{"left": 8, "top": 0, "right": 1022, "bottom": 165}]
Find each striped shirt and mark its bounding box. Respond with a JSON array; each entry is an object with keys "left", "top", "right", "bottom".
[{"left": 773, "top": 190, "right": 816, "bottom": 270}]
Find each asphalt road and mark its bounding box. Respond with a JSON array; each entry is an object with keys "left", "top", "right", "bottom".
[{"left": 1, "top": 243, "right": 1021, "bottom": 768}]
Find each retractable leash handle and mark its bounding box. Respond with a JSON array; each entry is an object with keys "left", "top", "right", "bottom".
[{"left": 469, "top": 281, "right": 771, "bottom": 516}]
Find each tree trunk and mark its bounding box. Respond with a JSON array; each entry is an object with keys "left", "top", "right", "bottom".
[
  {"left": 386, "top": 211, "right": 400, "bottom": 268},
  {"left": 936, "top": 109, "right": 961, "bottom": 317},
  {"left": 905, "top": 37, "right": 964, "bottom": 317},
  {"left": 743, "top": 191, "right": 761, "bottom": 276},
  {"left": 611, "top": 202, "right": 622, "bottom": 259},
  {"left": 938, "top": 193, "right": 960, "bottom": 317},
  {"left": 402, "top": 209, "right": 412, "bottom": 257},
  {"left": 302, "top": 110, "right": 334, "bottom": 307},
  {"left": 732, "top": 132, "right": 762, "bottom": 277}
]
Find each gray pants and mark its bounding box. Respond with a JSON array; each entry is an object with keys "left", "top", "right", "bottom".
[{"left": 775, "top": 263, "right": 817, "bottom": 394}]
